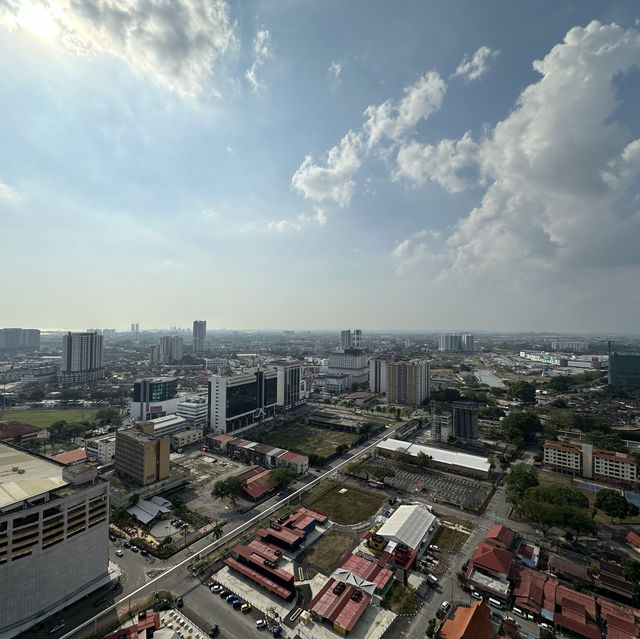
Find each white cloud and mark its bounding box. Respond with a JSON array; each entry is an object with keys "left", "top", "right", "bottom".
[
  {"left": 0, "top": 181, "right": 19, "bottom": 201},
  {"left": 245, "top": 28, "right": 272, "bottom": 91},
  {"left": 452, "top": 45, "right": 499, "bottom": 81},
  {"left": 394, "top": 132, "right": 479, "bottom": 191},
  {"left": 291, "top": 131, "right": 363, "bottom": 207},
  {"left": 394, "top": 21, "right": 640, "bottom": 296},
  {"left": 392, "top": 229, "right": 442, "bottom": 274},
  {"left": 0, "top": 0, "right": 235, "bottom": 96},
  {"left": 328, "top": 61, "right": 342, "bottom": 87},
  {"left": 268, "top": 207, "right": 328, "bottom": 232},
  {"left": 292, "top": 72, "right": 446, "bottom": 206},
  {"left": 363, "top": 71, "right": 446, "bottom": 149}
]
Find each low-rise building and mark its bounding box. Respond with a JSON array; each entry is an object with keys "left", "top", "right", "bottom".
[
  {"left": 593, "top": 449, "right": 637, "bottom": 485},
  {"left": 465, "top": 542, "right": 513, "bottom": 600},
  {"left": 543, "top": 441, "right": 583, "bottom": 475},
  {"left": 176, "top": 394, "right": 208, "bottom": 427},
  {"left": 85, "top": 434, "right": 116, "bottom": 464},
  {"left": 439, "top": 600, "right": 493, "bottom": 639},
  {"left": 171, "top": 428, "right": 203, "bottom": 450},
  {"left": 0, "top": 421, "right": 47, "bottom": 445},
  {"left": 138, "top": 414, "right": 190, "bottom": 438}
]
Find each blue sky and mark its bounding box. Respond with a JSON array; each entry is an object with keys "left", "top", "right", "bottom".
[{"left": 1, "top": 1, "right": 640, "bottom": 333}]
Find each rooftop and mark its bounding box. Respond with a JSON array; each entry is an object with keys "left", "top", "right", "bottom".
[
  {"left": 0, "top": 442, "right": 67, "bottom": 509},
  {"left": 440, "top": 600, "right": 493, "bottom": 639},
  {"left": 468, "top": 542, "right": 513, "bottom": 576},
  {"left": 376, "top": 503, "right": 436, "bottom": 550},
  {"left": 484, "top": 524, "right": 516, "bottom": 549},
  {"left": 0, "top": 421, "right": 44, "bottom": 440},
  {"left": 50, "top": 448, "right": 88, "bottom": 465}
]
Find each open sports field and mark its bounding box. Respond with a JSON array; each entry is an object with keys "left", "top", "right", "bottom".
[
  {"left": 256, "top": 422, "right": 359, "bottom": 458},
  {"left": 0, "top": 408, "right": 99, "bottom": 428},
  {"left": 308, "top": 481, "right": 384, "bottom": 525}
]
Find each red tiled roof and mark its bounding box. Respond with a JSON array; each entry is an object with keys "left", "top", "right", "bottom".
[
  {"left": 338, "top": 553, "right": 393, "bottom": 590},
  {"left": 257, "top": 525, "right": 304, "bottom": 546},
  {"left": 278, "top": 450, "right": 308, "bottom": 462},
  {"left": 469, "top": 542, "right": 513, "bottom": 576},
  {"left": 554, "top": 614, "right": 600, "bottom": 639},
  {"left": 243, "top": 469, "right": 276, "bottom": 500},
  {"left": 245, "top": 539, "right": 282, "bottom": 562},
  {"left": 440, "top": 600, "right": 493, "bottom": 639},
  {"left": 51, "top": 448, "right": 87, "bottom": 464},
  {"left": 557, "top": 585, "right": 596, "bottom": 619},
  {"left": 485, "top": 524, "right": 516, "bottom": 549},
  {"left": 625, "top": 530, "right": 640, "bottom": 548},
  {"left": 333, "top": 590, "right": 371, "bottom": 632},
  {"left": 210, "top": 434, "right": 233, "bottom": 442}
]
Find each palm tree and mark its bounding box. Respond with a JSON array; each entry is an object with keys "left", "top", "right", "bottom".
[{"left": 212, "top": 521, "right": 224, "bottom": 541}]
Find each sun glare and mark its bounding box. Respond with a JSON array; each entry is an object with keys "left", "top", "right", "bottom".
[{"left": 17, "top": 2, "right": 56, "bottom": 39}]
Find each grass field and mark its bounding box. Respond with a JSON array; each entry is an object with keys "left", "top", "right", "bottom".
[
  {"left": 381, "top": 582, "right": 418, "bottom": 614},
  {"left": 256, "top": 422, "right": 359, "bottom": 457},
  {"left": 0, "top": 408, "right": 100, "bottom": 428},
  {"left": 308, "top": 481, "right": 385, "bottom": 525},
  {"left": 305, "top": 529, "right": 355, "bottom": 573},
  {"left": 430, "top": 525, "right": 470, "bottom": 552}
]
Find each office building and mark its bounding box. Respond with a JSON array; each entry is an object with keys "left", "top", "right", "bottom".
[
  {"left": 159, "top": 335, "right": 183, "bottom": 362},
  {"left": 208, "top": 369, "right": 277, "bottom": 434},
  {"left": 328, "top": 349, "right": 369, "bottom": 388},
  {"left": 115, "top": 429, "right": 170, "bottom": 486},
  {"left": 59, "top": 331, "right": 104, "bottom": 385},
  {"left": 340, "top": 329, "right": 362, "bottom": 348},
  {"left": 0, "top": 443, "right": 110, "bottom": 639},
  {"left": 438, "top": 332, "right": 474, "bottom": 353},
  {"left": 193, "top": 320, "right": 207, "bottom": 352},
  {"left": 138, "top": 414, "right": 189, "bottom": 438},
  {"left": 387, "top": 359, "right": 430, "bottom": 406},
  {"left": 149, "top": 344, "right": 161, "bottom": 363},
  {"left": 431, "top": 409, "right": 452, "bottom": 442},
  {"left": 452, "top": 402, "right": 479, "bottom": 439},
  {"left": 608, "top": 352, "right": 640, "bottom": 388},
  {"left": 176, "top": 395, "right": 209, "bottom": 427},
  {"left": 85, "top": 434, "right": 116, "bottom": 464},
  {"left": 130, "top": 377, "right": 179, "bottom": 421},
  {"left": 270, "top": 361, "right": 302, "bottom": 408}
]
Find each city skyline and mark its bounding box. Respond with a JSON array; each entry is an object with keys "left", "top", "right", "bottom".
[{"left": 2, "top": 2, "right": 640, "bottom": 332}]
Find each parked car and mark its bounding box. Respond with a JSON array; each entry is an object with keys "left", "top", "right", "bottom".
[
  {"left": 115, "top": 549, "right": 123, "bottom": 557},
  {"left": 140, "top": 549, "right": 149, "bottom": 556},
  {"left": 232, "top": 599, "right": 242, "bottom": 609},
  {"left": 428, "top": 545, "right": 439, "bottom": 552},
  {"left": 256, "top": 619, "right": 267, "bottom": 629},
  {"left": 123, "top": 541, "right": 131, "bottom": 548},
  {"left": 539, "top": 622, "right": 553, "bottom": 631},
  {"left": 272, "top": 626, "right": 282, "bottom": 637},
  {"left": 471, "top": 591, "right": 483, "bottom": 600},
  {"left": 176, "top": 596, "right": 183, "bottom": 608},
  {"left": 130, "top": 545, "right": 139, "bottom": 553},
  {"left": 220, "top": 590, "right": 230, "bottom": 598},
  {"left": 109, "top": 534, "right": 116, "bottom": 542},
  {"left": 226, "top": 594, "right": 238, "bottom": 604},
  {"left": 211, "top": 585, "right": 222, "bottom": 593},
  {"left": 208, "top": 625, "right": 219, "bottom": 637},
  {"left": 241, "top": 603, "right": 252, "bottom": 613}
]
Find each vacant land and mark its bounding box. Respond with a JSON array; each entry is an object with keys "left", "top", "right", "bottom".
[
  {"left": 305, "top": 529, "right": 355, "bottom": 573},
  {"left": 381, "top": 582, "right": 418, "bottom": 614},
  {"left": 256, "top": 422, "right": 359, "bottom": 458},
  {"left": 1, "top": 408, "right": 99, "bottom": 428},
  {"left": 430, "top": 525, "right": 470, "bottom": 553},
  {"left": 308, "top": 481, "right": 384, "bottom": 525}
]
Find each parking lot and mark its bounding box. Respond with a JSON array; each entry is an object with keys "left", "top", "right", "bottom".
[{"left": 366, "top": 456, "right": 490, "bottom": 510}]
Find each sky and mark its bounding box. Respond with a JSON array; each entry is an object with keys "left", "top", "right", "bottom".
[{"left": 1, "top": 1, "right": 640, "bottom": 333}]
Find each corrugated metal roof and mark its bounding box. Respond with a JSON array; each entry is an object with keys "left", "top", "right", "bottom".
[{"left": 376, "top": 504, "right": 436, "bottom": 550}]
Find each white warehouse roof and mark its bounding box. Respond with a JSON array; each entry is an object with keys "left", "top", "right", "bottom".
[
  {"left": 376, "top": 504, "right": 436, "bottom": 550},
  {"left": 377, "top": 438, "right": 491, "bottom": 474}
]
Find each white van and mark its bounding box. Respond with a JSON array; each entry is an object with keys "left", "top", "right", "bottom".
[
  {"left": 488, "top": 597, "right": 504, "bottom": 609},
  {"left": 512, "top": 606, "right": 525, "bottom": 618}
]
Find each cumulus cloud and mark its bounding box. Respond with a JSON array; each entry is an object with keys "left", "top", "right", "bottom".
[
  {"left": 268, "top": 207, "right": 328, "bottom": 233},
  {"left": 292, "top": 72, "right": 446, "bottom": 206},
  {"left": 0, "top": 180, "right": 19, "bottom": 200},
  {"left": 392, "top": 229, "right": 442, "bottom": 274},
  {"left": 245, "top": 28, "right": 272, "bottom": 91},
  {"left": 394, "top": 132, "right": 479, "bottom": 191},
  {"left": 0, "top": 0, "right": 235, "bottom": 96},
  {"left": 393, "top": 21, "right": 640, "bottom": 293},
  {"left": 452, "top": 45, "right": 499, "bottom": 81}
]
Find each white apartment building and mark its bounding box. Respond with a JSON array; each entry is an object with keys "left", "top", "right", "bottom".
[
  {"left": 543, "top": 441, "right": 583, "bottom": 475},
  {"left": 60, "top": 331, "right": 104, "bottom": 385},
  {"left": 85, "top": 434, "right": 116, "bottom": 464},
  {"left": 270, "top": 361, "right": 302, "bottom": 407},
  {"left": 176, "top": 395, "right": 208, "bottom": 426},
  {"left": 593, "top": 449, "right": 637, "bottom": 485}
]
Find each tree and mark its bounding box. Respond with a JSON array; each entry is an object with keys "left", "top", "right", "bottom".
[
  {"left": 539, "top": 629, "right": 556, "bottom": 639},
  {"left": 370, "top": 466, "right": 395, "bottom": 481},
  {"left": 524, "top": 484, "right": 589, "bottom": 510},
  {"left": 269, "top": 468, "right": 297, "bottom": 490},
  {"left": 563, "top": 507, "right": 596, "bottom": 544},
  {"left": 519, "top": 499, "right": 561, "bottom": 535},
  {"left": 509, "top": 380, "right": 536, "bottom": 403},
  {"left": 426, "top": 618, "right": 437, "bottom": 637},
  {"left": 479, "top": 406, "right": 505, "bottom": 420},
  {"left": 335, "top": 444, "right": 349, "bottom": 456},
  {"left": 501, "top": 412, "right": 540, "bottom": 443},
  {"left": 429, "top": 388, "right": 461, "bottom": 403},
  {"left": 211, "top": 476, "right": 246, "bottom": 507},
  {"left": 595, "top": 489, "right": 639, "bottom": 521},
  {"left": 212, "top": 521, "right": 224, "bottom": 540},
  {"left": 96, "top": 407, "right": 122, "bottom": 426},
  {"left": 415, "top": 452, "right": 433, "bottom": 469},
  {"left": 505, "top": 463, "right": 539, "bottom": 506}
]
